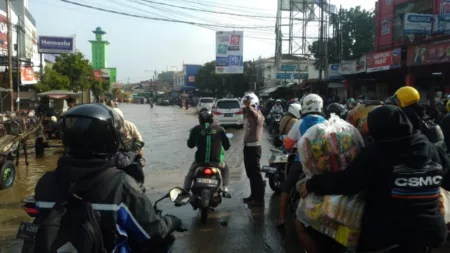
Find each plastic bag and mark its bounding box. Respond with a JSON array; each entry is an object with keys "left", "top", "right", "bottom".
[
  {"left": 296, "top": 115, "right": 365, "bottom": 249},
  {"left": 298, "top": 114, "right": 364, "bottom": 178},
  {"left": 439, "top": 189, "right": 450, "bottom": 224}
]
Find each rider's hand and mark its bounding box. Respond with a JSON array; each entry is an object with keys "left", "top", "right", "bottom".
[
  {"left": 299, "top": 183, "right": 309, "bottom": 199},
  {"left": 137, "top": 149, "right": 144, "bottom": 157},
  {"left": 244, "top": 97, "right": 251, "bottom": 107}
]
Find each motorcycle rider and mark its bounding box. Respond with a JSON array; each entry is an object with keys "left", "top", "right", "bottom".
[
  {"left": 183, "top": 107, "right": 231, "bottom": 198},
  {"left": 300, "top": 105, "right": 450, "bottom": 253},
  {"left": 280, "top": 94, "right": 327, "bottom": 227},
  {"left": 34, "top": 103, "right": 182, "bottom": 253},
  {"left": 279, "top": 103, "right": 301, "bottom": 135},
  {"left": 442, "top": 100, "right": 450, "bottom": 152},
  {"left": 113, "top": 108, "right": 143, "bottom": 151},
  {"left": 271, "top": 99, "right": 284, "bottom": 114},
  {"left": 326, "top": 102, "right": 346, "bottom": 119},
  {"left": 392, "top": 86, "right": 426, "bottom": 132}
]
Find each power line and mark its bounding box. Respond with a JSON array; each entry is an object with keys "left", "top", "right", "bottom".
[{"left": 60, "top": 0, "right": 275, "bottom": 29}]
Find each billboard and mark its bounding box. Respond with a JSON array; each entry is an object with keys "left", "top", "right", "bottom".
[
  {"left": 38, "top": 36, "right": 75, "bottom": 54},
  {"left": 403, "top": 13, "right": 433, "bottom": 35},
  {"left": 93, "top": 70, "right": 102, "bottom": 81},
  {"left": 184, "top": 64, "right": 201, "bottom": 87},
  {"left": 20, "top": 66, "right": 37, "bottom": 85},
  {"left": 328, "top": 64, "right": 341, "bottom": 80},
  {"left": 215, "top": 31, "right": 243, "bottom": 74},
  {"left": 366, "top": 48, "right": 401, "bottom": 73},
  {"left": 0, "top": 12, "right": 7, "bottom": 51},
  {"left": 107, "top": 67, "right": 117, "bottom": 83},
  {"left": 339, "top": 56, "right": 366, "bottom": 75},
  {"left": 407, "top": 41, "right": 450, "bottom": 66}
]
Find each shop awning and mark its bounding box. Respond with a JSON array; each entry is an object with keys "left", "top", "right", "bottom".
[
  {"left": 328, "top": 82, "right": 345, "bottom": 88},
  {"left": 260, "top": 86, "right": 278, "bottom": 96}
]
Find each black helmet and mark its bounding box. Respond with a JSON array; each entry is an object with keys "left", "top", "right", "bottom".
[
  {"left": 326, "top": 103, "right": 345, "bottom": 119},
  {"left": 61, "top": 103, "right": 124, "bottom": 158},
  {"left": 198, "top": 108, "right": 213, "bottom": 124}
]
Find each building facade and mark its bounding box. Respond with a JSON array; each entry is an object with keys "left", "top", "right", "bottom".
[{"left": 89, "top": 27, "right": 109, "bottom": 70}]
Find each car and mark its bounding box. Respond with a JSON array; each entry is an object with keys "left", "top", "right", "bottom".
[
  {"left": 213, "top": 98, "right": 244, "bottom": 128},
  {"left": 196, "top": 97, "right": 215, "bottom": 113}
]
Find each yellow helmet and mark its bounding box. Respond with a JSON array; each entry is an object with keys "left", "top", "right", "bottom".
[
  {"left": 394, "top": 86, "right": 420, "bottom": 108},
  {"left": 446, "top": 100, "right": 450, "bottom": 113}
]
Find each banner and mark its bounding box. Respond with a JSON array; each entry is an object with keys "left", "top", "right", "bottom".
[
  {"left": 93, "top": 70, "right": 102, "bottom": 81},
  {"left": 0, "top": 12, "right": 7, "bottom": 51},
  {"left": 366, "top": 48, "right": 401, "bottom": 73},
  {"left": 38, "top": 36, "right": 75, "bottom": 54},
  {"left": 20, "top": 66, "right": 37, "bottom": 85},
  {"left": 215, "top": 31, "right": 244, "bottom": 74},
  {"left": 404, "top": 13, "right": 433, "bottom": 35},
  {"left": 407, "top": 40, "right": 450, "bottom": 66},
  {"left": 339, "top": 56, "right": 366, "bottom": 75}
]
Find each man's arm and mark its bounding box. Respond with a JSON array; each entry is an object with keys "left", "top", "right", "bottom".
[
  {"left": 187, "top": 127, "right": 197, "bottom": 149},
  {"left": 306, "top": 148, "right": 371, "bottom": 195},
  {"left": 120, "top": 176, "right": 181, "bottom": 241},
  {"left": 220, "top": 127, "right": 231, "bottom": 151},
  {"left": 283, "top": 121, "right": 300, "bottom": 151},
  {"left": 126, "top": 121, "right": 143, "bottom": 142}
]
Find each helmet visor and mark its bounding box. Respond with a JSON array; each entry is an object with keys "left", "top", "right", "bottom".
[{"left": 62, "top": 116, "right": 121, "bottom": 157}]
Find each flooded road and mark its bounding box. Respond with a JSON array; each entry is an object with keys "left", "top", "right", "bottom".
[{"left": 1, "top": 103, "right": 449, "bottom": 253}]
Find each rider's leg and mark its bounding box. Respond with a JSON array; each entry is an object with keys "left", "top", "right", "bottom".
[
  {"left": 295, "top": 219, "right": 318, "bottom": 253},
  {"left": 183, "top": 162, "right": 198, "bottom": 191},
  {"left": 220, "top": 163, "right": 231, "bottom": 198},
  {"left": 280, "top": 162, "right": 302, "bottom": 224}
]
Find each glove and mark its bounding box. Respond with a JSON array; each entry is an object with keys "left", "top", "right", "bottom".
[{"left": 165, "top": 215, "right": 182, "bottom": 233}]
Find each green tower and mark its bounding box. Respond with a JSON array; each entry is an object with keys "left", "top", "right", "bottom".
[{"left": 89, "top": 27, "right": 109, "bottom": 70}]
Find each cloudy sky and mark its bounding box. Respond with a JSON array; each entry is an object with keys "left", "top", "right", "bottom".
[{"left": 29, "top": 0, "right": 375, "bottom": 82}]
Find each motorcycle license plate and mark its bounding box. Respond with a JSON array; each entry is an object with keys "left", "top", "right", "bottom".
[
  {"left": 224, "top": 113, "right": 233, "bottom": 117},
  {"left": 196, "top": 178, "right": 218, "bottom": 185},
  {"left": 261, "top": 165, "right": 277, "bottom": 173},
  {"left": 16, "top": 222, "right": 39, "bottom": 241}
]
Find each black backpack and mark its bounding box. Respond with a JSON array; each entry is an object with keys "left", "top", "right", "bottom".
[
  {"left": 419, "top": 116, "right": 444, "bottom": 144},
  {"left": 34, "top": 186, "right": 107, "bottom": 253}
]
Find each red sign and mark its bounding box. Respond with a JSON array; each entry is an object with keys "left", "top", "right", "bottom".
[
  {"left": 93, "top": 70, "right": 102, "bottom": 81},
  {"left": 366, "top": 48, "right": 401, "bottom": 72},
  {"left": 375, "top": 0, "right": 394, "bottom": 51},
  {"left": 230, "top": 35, "right": 240, "bottom": 45},
  {"left": 407, "top": 40, "right": 450, "bottom": 66},
  {"left": 20, "top": 67, "right": 37, "bottom": 85},
  {"left": 0, "top": 14, "right": 7, "bottom": 50}
]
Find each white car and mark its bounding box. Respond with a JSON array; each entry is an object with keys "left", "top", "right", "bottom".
[
  {"left": 196, "top": 97, "right": 215, "bottom": 113},
  {"left": 213, "top": 98, "right": 244, "bottom": 128}
]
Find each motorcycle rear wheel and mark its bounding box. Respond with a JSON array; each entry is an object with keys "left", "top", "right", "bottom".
[
  {"left": 268, "top": 175, "right": 282, "bottom": 194},
  {"left": 200, "top": 207, "right": 208, "bottom": 224}
]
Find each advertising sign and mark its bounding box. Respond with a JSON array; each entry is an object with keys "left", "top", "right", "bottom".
[
  {"left": 276, "top": 73, "right": 292, "bottom": 79},
  {"left": 434, "top": 0, "right": 450, "bottom": 34},
  {"left": 404, "top": 13, "right": 433, "bottom": 35},
  {"left": 328, "top": 64, "right": 341, "bottom": 80},
  {"left": 93, "top": 70, "right": 102, "bottom": 81},
  {"left": 366, "top": 48, "right": 401, "bottom": 73},
  {"left": 280, "top": 64, "right": 297, "bottom": 72},
  {"left": 38, "top": 36, "right": 75, "bottom": 54},
  {"left": 0, "top": 12, "right": 7, "bottom": 51},
  {"left": 215, "top": 31, "right": 243, "bottom": 74},
  {"left": 339, "top": 56, "right": 366, "bottom": 75},
  {"left": 188, "top": 76, "right": 195, "bottom": 82},
  {"left": 20, "top": 66, "right": 37, "bottom": 85},
  {"left": 407, "top": 40, "right": 450, "bottom": 66}
]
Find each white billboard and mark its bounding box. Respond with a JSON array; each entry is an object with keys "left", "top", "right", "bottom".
[
  {"left": 215, "top": 31, "right": 244, "bottom": 74},
  {"left": 404, "top": 13, "right": 433, "bottom": 35}
]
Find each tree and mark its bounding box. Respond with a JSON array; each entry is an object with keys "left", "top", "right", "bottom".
[
  {"left": 90, "top": 76, "right": 111, "bottom": 101},
  {"left": 309, "top": 6, "right": 375, "bottom": 67},
  {"left": 36, "top": 66, "right": 70, "bottom": 92},
  {"left": 112, "top": 87, "right": 122, "bottom": 99},
  {"left": 157, "top": 71, "right": 175, "bottom": 83},
  {"left": 52, "top": 52, "right": 93, "bottom": 92}
]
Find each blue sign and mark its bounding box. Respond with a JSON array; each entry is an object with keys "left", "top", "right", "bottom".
[
  {"left": 228, "top": 55, "right": 242, "bottom": 66},
  {"left": 276, "top": 73, "right": 292, "bottom": 79},
  {"left": 216, "top": 57, "right": 229, "bottom": 67},
  {"left": 38, "top": 36, "right": 75, "bottom": 54},
  {"left": 280, "top": 65, "right": 297, "bottom": 72}
]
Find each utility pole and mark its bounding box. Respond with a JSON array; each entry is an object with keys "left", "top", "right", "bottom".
[
  {"left": 318, "top": 0, "right": 325, "bottom": 80},
  {"left": 16, "top": 21, "right": 23, "bottom": 111},
  {"left": 6, "top": 0, "right": 13, "bottom": 112}
]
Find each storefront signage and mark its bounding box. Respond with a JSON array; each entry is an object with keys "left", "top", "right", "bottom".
[
  {"left": 328, "top": 64, "right": 341, "bottom": 80},
  {"left": 38, "top": 36, "right": 75, "bottom": 54},
  {"left": 0, "top": 13, "right": 7, "bottom": 50},
  {"left": 20, "top": 66, "right": 37, "bottom": 85},
  {"left": 339, "top": 56, "right": 366, "bottom": 75},
  {"left": 188, "top": 76, "right": 195, "bottom": 82},
  {"left": 366, "top": 48, "right": 401, "bottom": 73},
  {"left": 407, "top": 40, "right": 450, "bottom": 66},
  {"left": 404, "top": 13, "right": 433, "bottom": 35}
]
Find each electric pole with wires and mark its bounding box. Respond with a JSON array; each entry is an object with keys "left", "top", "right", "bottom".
[{"left": 6, "top": 0, "right": 13, "bottom": 112}]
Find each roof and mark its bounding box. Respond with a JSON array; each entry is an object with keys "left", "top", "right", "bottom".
[{"left": 37, "top": 90, "right": 81, "bottom": 98}]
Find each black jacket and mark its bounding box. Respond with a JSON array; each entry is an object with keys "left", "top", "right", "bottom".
[
  {"left": 34, "top": 156, "right": 179, "bottom": 253},
  {"left": 402, "top": 104, "right": 426, "bottom": 133},
  {"left": 306, "top": 105, "right": 450, "bottom": 251},
  {"left": 188, "top": 123, "right": 230, "bottom": 165},
  {"left": 442, "top": 112, "right": 450, "bottom": 152}
]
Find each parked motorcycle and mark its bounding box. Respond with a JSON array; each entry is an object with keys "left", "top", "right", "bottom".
[
  {"left": 17, "top": 187, "right": 190, "bottom": 253},
  {"left": 261, "top": 147, "right": 297, "bottom": 193}
]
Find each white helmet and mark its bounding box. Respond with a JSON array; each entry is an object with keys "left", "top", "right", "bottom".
[
  {"left": 244, "top": 93, "right": 259, "bottom": 108},
  {"left": 301, "top": 94, "right": 323, "bottom": 115},
  {"left": 288, "top": 103, "right": 302, "bottom": 119},
  {"left": 276, "top": 99, "right": 281, "bottom": 103}
]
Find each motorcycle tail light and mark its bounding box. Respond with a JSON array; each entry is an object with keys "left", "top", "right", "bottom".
[
  {"left": 204, "top": 168, "right": 214, "bottom": 175},
  {"left": 23, "top": 207, "right": 37, "bottom": 216}
]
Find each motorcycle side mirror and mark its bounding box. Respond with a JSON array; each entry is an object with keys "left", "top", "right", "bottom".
[
  {"left": 226, "top": 133, "right": 233, "bottom": 139},
  {"left": 168, "top": 187, "right": 190, "bottom": 206},
  {"left": 132, "top": 139, "right": 145, "bottom": 150}
]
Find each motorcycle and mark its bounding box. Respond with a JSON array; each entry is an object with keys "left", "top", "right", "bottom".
[
  {"left": 17, "top": 187, "right": 190, "bottom": 253},
  {"left": 189, "top": 133, "right": 233, "bottom": 224},
  {"left": 261, "top": 147, "right": 297, "bottom": 193},
  {"left": 269, "top": 112, "right": 283, "bottom": 134}
]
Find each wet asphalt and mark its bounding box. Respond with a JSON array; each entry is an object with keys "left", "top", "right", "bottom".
[{"left": 0, "top": 103, "right": 449, "bottom": 253}]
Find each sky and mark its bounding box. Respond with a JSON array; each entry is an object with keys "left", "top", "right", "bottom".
[{"left": 29, "top": 0, "right": 376, "bottom": 83}]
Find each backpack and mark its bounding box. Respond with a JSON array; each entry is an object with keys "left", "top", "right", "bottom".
[
  {"left": 34, "top": 184, "right": 108, "bottom": 253},
  {"left": 419, "top": 116, "right": 444, "bottom": 144}
]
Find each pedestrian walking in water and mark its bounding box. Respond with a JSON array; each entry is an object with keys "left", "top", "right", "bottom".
[{"left": 242, "top": 94, "right": 265, "bottom": 206}]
